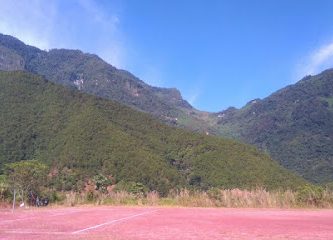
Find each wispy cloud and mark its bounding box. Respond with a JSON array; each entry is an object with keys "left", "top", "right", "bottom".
[
  {"left": 138, "top": 65, "right": 165, "bottom": 87},
  {"left": 0, "top": 0, "right": 57, "bottom": 49},
  {"left": 0, "top": 0, "right": 126, "bottom": 68},
  {"left": 187, "top": 91, "right": 200, "bottom": 105},
  {"left": 295, "top": 40, "right": 333, "bottom": 81},
  {"left": 184, "top": 86, "right": 202, "bottom": 106},
  {"left": 75, "top": 0, "right": 124, "bottom": 67}
]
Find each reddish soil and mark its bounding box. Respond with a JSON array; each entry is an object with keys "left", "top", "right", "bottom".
[{"left": 0, "top": 206, "right": 333, "bottom": 239}]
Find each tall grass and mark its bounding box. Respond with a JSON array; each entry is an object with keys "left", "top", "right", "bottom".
[{"left": 57, "top": 187, "right": 333, "bottom": 208}]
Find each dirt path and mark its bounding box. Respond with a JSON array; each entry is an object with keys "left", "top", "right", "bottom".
[{"left": 1, "top": 206, "right": 333, "bottom": 239}]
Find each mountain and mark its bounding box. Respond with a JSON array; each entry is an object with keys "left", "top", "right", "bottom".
[
  {"left": 0, "top": 33, "right": 216, "bottom": 134},
  {"left": 215, "top": 70, "right": 333, "bottom": 183},
  {"left": 1, "top": 33, "right": 331, "bottom": 184},
  {"left": 0, "top": 71, "right": 305, "bottom": 194}
]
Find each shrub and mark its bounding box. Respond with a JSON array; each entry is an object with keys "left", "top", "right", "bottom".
[
  {"left": 297, "top": 184, "right": 324, "bottom": 206},
  {"left": 93, "top": 174, "right": 112, "bottom": 193},
  {"left": 0, "top": 175, "right": 10, "bottom": 201},
  {"left": 115, "top": 181, "right": 148, "bottom": 196}
]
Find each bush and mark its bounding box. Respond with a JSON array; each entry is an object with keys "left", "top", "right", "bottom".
[
  {"left": 44, "top": 190, "right": 64, "bottom": 203},
  {"left": 115, "top": 181, "right": 148, "bottom": 196},
  {"left": 93, "top": 174, "right": 112, "bottom": 193},
  {"left": 297, "top": 184, "right": 324, "bottom": 206},
  {"left": 0, "top": 175, "right": 10, "bottom": 201}
]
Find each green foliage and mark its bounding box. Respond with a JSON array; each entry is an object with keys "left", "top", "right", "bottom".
[
  {"left": 0, "top": 71, "right": 305, "bottom": 194},
  {"left": 86, "top": 191, "right": 96, "bottom": 202},
  {"left": 216, "top": 70, "right": 333, "bottom": 183},
  {"left": 0, "top": 33, "right": 221, "bottom": 144},
  {"left": 49, "top": 168, "right": 84, "bottom": 192},
  {"left": 44, "top": 190, "right": 64, "bottom": 203},
  {"left": 4, "top": 160, "right": 48, "bottom": 201},
  {"left": 0, "top": 33, "right": 193, "bottom": 123},
  {"left": 93, "top": 174, "right": 112, "bottom": 193},
  {"left": 1, "top": 33, "right": 331, "bottom": 186},
  {"left": 0, "top": 175, "right": 10, "bottom": 200},
  {"left": 115, "top": 181, "right": 148, "bottom": 196},
  {"left": 297, "top": 184, "right": 325, "bottom": 206}
]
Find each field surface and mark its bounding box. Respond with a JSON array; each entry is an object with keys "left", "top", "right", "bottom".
[{"left": 1, "top": 206, "right": 333, "bottom": 240}]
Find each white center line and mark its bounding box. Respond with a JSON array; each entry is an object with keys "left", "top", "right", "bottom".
[{"left": 72, "top": 210, "right": 158, "bottom": 234}]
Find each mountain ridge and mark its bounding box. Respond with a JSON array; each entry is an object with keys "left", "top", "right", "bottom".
[
  {"left": 0, "top": 34, "right": 200, "bottom": 119},
  {"left": 216, "top": 69, "right": 333, "bottom": 183},
  {"left": 1, "top": 33, "right": 332, "bottom": 183}
]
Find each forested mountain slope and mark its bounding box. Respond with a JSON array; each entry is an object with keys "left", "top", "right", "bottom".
[
  {"left": 0, "top": 71, "right": 305, "bottom": 193},
  {"left": 2, "top": 33, "right": 331, "bottom": 184},
  {"left": 216, "top": 70, "right": 333, "bottom": 183},
  {"left": 0, "top": 33, "right": 215, "bottom": 133}
]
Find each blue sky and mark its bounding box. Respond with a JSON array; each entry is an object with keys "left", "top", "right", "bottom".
[{"left": 1, "top": 0, "right": 333, "bottom": 111}]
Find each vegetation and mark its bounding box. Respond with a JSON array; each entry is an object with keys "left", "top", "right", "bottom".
[
  {"left": 0, "top": 71, "right": 305, "bottom": 195},
  {"left": 4, "top": 160, "right": 48, "bottom": 204},
  {"left": 22, "top": 188, "right": 333, "bottom": 209},
  {"left": 0, "top": 33, "right": 203, "bottom": 128},
  {"left": 2, "top": 33, "right": 332, "bottom": 185},
  {"left": 216, "top": 70, "right": 333, "bottom": 183}
]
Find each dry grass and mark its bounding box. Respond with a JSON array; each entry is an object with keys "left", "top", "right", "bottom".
[{"left": 56, "top": 187, "right": 333, "bottom": 208}]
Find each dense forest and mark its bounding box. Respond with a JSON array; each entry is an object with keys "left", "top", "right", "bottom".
[{"left": 0, "top": 71, "right": 305, "bottom": 195}]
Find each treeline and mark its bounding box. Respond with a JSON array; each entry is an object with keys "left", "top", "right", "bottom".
[{"left": 1, "top": 160, "right": 332, "bottom": 208}]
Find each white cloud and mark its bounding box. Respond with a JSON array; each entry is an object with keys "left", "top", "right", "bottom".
[
  {"left": 295, "top": 41, "right": 333, "bottom": 81},
  {"left": 0, "top": 0, "right": 57, "bottom": 49},
  {"left": 77, "top": 0, "right": 125, "bottom": 67},
  {"left": 0, "top": 0, "right": 126, "bottom": 68}
]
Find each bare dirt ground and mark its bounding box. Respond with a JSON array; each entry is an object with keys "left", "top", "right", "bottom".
[{"left": 0, "top": 206, "right": 333, "bottom": 240}]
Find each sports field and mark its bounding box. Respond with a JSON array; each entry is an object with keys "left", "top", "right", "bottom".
[{"left": 1, "top": 206, "right": 333, "bottom": 239}]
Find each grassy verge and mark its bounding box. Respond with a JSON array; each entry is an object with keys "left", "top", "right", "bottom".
[{"left": 49, "top": 187, "right": 333, "bottom": 208}]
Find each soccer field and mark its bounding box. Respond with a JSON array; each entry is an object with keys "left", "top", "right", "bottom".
[{"left": 1, "top": 206, "right": 333, "bottom": 239}]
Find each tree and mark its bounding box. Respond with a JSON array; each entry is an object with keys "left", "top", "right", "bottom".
[
  {"left": 0, "top": 175, "right": 8, "bottom": 201},
  {"left": 93, "top": 174, "right": 112, "bottom": 193},
  {"left": 4, "top": 160, "right": 48, "bottom": 209}
]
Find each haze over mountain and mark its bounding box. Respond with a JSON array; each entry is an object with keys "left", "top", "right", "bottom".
[
  {"left": 1, "top": 33, "right": 332, "bottom": 184},
  {"left": 0, "top": 71, "right": 304, "bottom": 193}
]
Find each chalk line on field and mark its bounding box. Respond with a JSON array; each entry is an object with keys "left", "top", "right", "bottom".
[{"left": 72, "top": 210, "right": 158, "bottom": 234}]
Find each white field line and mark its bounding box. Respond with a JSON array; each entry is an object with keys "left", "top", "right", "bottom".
[{"left": 72, "top": 210, "right": 158, "bottom": 234}]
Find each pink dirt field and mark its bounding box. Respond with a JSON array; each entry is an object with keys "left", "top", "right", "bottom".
[{"left": 0, "top": 206, "right": 333, "bottom": 240}]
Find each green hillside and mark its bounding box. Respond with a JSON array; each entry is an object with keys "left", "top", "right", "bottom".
[
  {"left": 1, "top": 33, "right": 331, "bottom": 185},
  {"left": 0, "top": 71, "right": 305, "bottom": 193},
  {"left": 0, "top": 33, "right": 216, "bottom": 134},
  {"left": 216, "top": 70, "right": 333, "bottom": 183}
]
